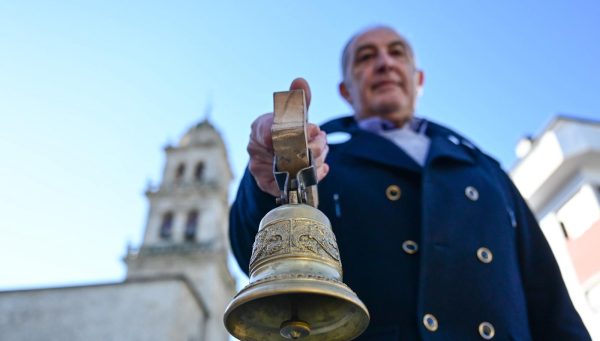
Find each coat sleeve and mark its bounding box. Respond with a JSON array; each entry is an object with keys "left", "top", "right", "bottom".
[
  {"left": 229, "top": 167, "right": 277, "bottom": 276},
  {"left": 501, "top": 171, "right": 591, "bottom": 340}
]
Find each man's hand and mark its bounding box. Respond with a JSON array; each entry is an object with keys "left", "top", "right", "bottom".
[{"left": 247, "top": 78, "right": 330, "bottom": 197}]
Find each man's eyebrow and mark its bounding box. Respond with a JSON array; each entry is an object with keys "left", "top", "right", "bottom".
[
  {"left": 389, "top": 41, "right": 408, "bottom": 49},
  {"left": 354, "top": 40, "right": 411, "bottom": 55},
  {"left": 354, "top": 43, "right": 376, "bottom": 55}
]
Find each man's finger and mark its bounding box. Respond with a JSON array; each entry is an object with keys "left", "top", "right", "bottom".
[
  {"left": 309, "top": 131, "right": 328, "bottom": 161},
  {"left": 250, "top": 113, "right": 274, "bottom": 149},
  {"left": 307, "top": 123, "right": 321, "bottom": 138},
  {"left": 316, "top": 163, "right": 330, "bottom": 182},
  {"left": 289, "top": 77, "right": 311, "bottom": 109}
]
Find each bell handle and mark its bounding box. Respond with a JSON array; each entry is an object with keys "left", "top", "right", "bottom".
[{"left": 272, "top": 89, "right": 318, "bottom": 207}]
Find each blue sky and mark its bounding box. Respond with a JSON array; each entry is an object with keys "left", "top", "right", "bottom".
[{"left": 1, "top": 1, "right": 599, "bottom": 289}]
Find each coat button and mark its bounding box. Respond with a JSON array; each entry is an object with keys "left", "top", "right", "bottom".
[
  {"left": 465, "top": 186, "right": 479, "bottom": 201},
  {"left": 423, "top": 314, "right": 438, "bottom": 332},
  {"left": 478, "top": 322, "right": 495, "bottom": 339},
  {"left": 386, "top": 185, "right": 401, "bottom": 201},
  {"left": 402, "top": 240, "right": 418, "bottom": 254},
  {"left": 477, "top": 247, "right": 493, "bottom": 263}
]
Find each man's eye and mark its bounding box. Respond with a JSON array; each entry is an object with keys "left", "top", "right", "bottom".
[
  {"left": 389, "top": 47, "right": 406, "bottom": 57},
  {"left": 356, "top": 53, "right": 374, "bottom": 63}
]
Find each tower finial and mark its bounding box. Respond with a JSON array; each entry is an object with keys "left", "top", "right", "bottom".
[{"left": 202, "top": 91, "right": 213, "bottom": 123}]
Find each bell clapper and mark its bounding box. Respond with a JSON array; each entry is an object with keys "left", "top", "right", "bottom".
[
  {"left": 280, "top": 299, "right": 311, "bottom": 339},
  {"left": 280, "top": 319, "right": 311, "bottom": 339}
]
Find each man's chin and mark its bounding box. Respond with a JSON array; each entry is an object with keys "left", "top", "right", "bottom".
[
  {"left": 371, "top": 103, "right": 413, "bottom": 126},
  {"left": 372, "top": 93, "right": 409, "bottom": 108},
  {"left": 372, "top": 101, "right": 404, "bottom": 115}
]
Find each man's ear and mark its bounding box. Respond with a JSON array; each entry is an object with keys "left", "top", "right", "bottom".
[
  {"left": 415, "top": 70, "right": 425, "bottom": 97},
  {"left": 338, "top": 81, "right": 353, "bottom": 104},
  {"left": 416, "top": 69, "right": 424, "bottom": 87}
]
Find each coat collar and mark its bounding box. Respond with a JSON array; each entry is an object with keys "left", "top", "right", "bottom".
[{"left": 322, "top": 116, "right": 476, "bottom": 171}]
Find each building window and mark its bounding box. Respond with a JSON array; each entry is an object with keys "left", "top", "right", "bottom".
[
  {"left": 185, "top": 210, "right": 199, "bottom": 241},
  {"left": 194, "top": 162, "right": 205, "bottom": 182},
  {"left": 175, "top": 163, "right": 185, "bottom": 183},
  {"left": 160, "top": 212, "right": 174, "bottom": 239},
  {"left": 556, "top": 184, "right": 600, "bottom": 239},
  {"left": 559, "top": 221, "right": 570, "bottom": 239}
]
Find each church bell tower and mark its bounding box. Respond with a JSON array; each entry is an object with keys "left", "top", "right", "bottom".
[{"left": 125, "top": 119, "right": 235, "bottom": 341}]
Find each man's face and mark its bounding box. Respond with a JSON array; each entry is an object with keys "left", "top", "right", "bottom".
[{"left": 340, "top": 27, "right": 423, "bottom": 126}]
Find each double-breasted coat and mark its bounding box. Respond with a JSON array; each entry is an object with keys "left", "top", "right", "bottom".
[{"left": 229, "top": 116, "right": 590, "bottom": 340}]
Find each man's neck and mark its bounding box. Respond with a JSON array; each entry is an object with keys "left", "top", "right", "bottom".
[
  {"left": 356, "top": 111, "right": 414, "bottom": 129},
  {"left": 357, "top": 116, "right": 426, "bottom": 134}
]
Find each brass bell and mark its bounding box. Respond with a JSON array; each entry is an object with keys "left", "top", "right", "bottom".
[{"left": 224, "top": 90, "right": 369, "bottom": 340}]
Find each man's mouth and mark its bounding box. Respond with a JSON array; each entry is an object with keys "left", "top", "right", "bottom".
[{"left": 372, "top": 80, "right": 402, "bottom": 91}]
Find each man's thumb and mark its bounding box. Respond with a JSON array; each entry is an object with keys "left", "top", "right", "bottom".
[{"left": 289, "top": 77, "right": 311, "bottom": 109}]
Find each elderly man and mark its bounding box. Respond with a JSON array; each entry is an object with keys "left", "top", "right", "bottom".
[{"left": 229, "top": 26, "right": 590, "bottom": 340}]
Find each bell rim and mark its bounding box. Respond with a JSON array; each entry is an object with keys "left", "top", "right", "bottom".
[{"left": 224, "top": 276, "right": 370, "bottom": 341}]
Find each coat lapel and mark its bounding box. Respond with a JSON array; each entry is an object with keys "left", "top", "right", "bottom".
[
  {"left": 425, "top": 122, "right": 476, "bottom": 166},
  {"left": 426, "top": 135, "right": 475, "bottom": 166},
  {"left": 341, "top": 130, "right": 423, "bottom": 173}
]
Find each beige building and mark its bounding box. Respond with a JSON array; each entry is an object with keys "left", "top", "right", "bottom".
[
  {"left": 510, "top": 115, "right": 600, "bottom": 339},
  {"left": 0, "top": 120, "right": 236, "bottom": 341}
]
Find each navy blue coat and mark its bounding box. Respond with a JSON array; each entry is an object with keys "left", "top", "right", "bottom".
[{"left": 230, "top": 116, "right": 590, "bottom": 340}]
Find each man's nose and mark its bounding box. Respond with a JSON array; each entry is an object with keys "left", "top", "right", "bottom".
[{"left": 375, "top": 52, "right": 395, "bottom": 72}]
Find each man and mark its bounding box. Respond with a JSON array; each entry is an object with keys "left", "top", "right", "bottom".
[{"left": 230, "top": 26, "right": 591, "bottom": 340}]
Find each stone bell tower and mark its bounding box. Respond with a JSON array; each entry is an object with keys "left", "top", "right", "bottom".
[{"left": 125, "top": 119, "right": 236, "bottom": 341}]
